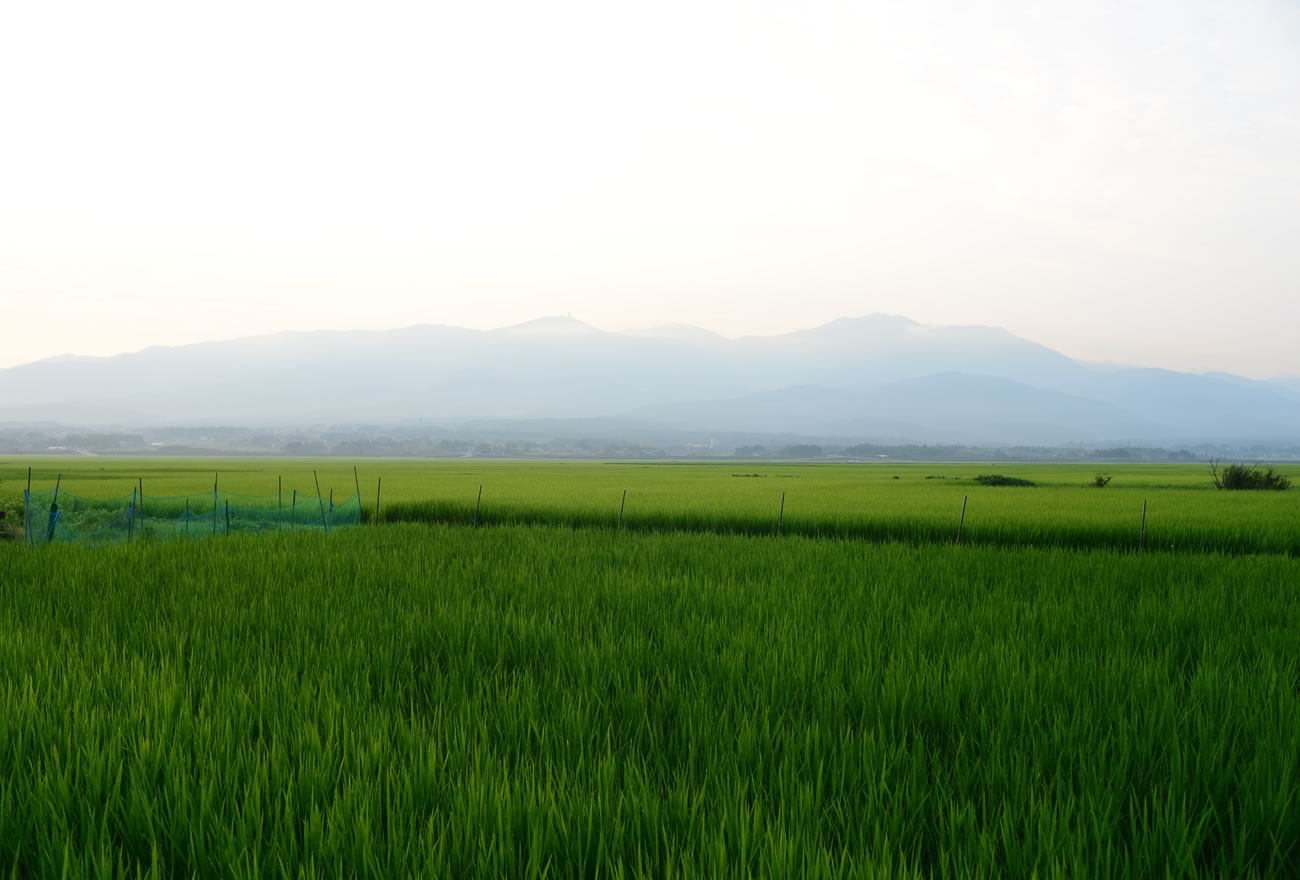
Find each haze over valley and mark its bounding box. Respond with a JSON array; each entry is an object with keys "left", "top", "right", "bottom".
[{"left": 4, "top": 313, "right": 1298, "bottom": 455}]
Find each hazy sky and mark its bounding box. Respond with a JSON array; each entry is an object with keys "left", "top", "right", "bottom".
[{"left": 2, "top": 0, "right": 1298, "bottom": 376}]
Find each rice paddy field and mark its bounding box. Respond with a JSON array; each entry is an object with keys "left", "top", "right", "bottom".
[
  {"left": 4, "top": 457, "right": 1300, "bottom": 554},
  {"left": 2, "top": 457, "right": 1299, "bottom": 876}
]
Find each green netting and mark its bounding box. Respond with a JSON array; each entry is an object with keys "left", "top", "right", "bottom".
[{"left": 20, "top": 487, "right": 361, "bottom": 546}]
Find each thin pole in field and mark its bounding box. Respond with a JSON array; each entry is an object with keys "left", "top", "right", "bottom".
[
  {"left": 375, "top": 477, "right": 382, "bottom": 526},
  {"left": 24, "top": 466, "right": 31, "bottom": 545},
  {"left": 213, "top": 473, "right": 219, "bottom": 535},
  {"left": 778, "top": 492, "right": 785, "bottom": 533},
  {"left": 474, "top": 484, "right": 483, "bottom": 527},
  {"left": 278, "top": 476, "right": 283, "bottom": 530},
  {"left": 329, "top": 488, "right": 334, "bottom": 530},
  {"left": 1139, "top": 500, "right": 1148, "bottom": 552},
  {"left": 47, "top": 473, "right": 62, "bottom": 543},
  {"left": 313, "top": 470, "right": 328, "bottom": 532},
  {"left": 353, "top": 466, "right": 362, "bottom": 523},
  {"left": 225, "top": 499, "right": 230, "bottom": 536},
  {"left": 291, "top": 490, "right": 297, "bottom": 531},
  {"left": 619, "top": 489, "right": 627, "bottom": 529},
  {"left": 956, "top": 495, "right": 968, "bottom": 544}
]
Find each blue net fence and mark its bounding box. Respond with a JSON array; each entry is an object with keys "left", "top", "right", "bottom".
[{"left": 20, "top": 486, "right": 361, "bottom": 546}]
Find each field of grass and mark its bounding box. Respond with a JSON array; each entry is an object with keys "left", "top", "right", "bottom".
[
  {"left": 4, "top": 457, "right": 1299, "bottom": 554},
  {"left": 3, "top": 523, "right": 1299, "bottom": 876}
]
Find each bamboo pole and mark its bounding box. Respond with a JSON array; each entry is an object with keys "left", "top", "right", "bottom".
[{"left": 313, "top": 470, "right": 328, "bottom": 532}]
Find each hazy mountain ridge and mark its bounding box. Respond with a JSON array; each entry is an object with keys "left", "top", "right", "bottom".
[{"left": 2, "top": 315, "right": 1298, "bottom": 446}]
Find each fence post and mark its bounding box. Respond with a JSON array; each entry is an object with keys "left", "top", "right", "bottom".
[
  {"left": 956, "top": 495, "right": 968, "bottom": 544},
  {"left": 47, "top": 474, "right": 62, "bottom": 543},
  {"left": 24, "top": 466, "right": 31, "bottom": 545},
  {"left": 313, "top": 470, "right": 328, "bottom": 533},
  {"left": 1139, "top": 500, "right": 1148, "bottom": 552}
]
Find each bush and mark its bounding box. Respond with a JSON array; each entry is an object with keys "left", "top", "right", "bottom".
[
  {"left": 1210, "top": 460, "right": 1291, "bottom": 491},
  {"left": 1092, "top": 474, "right": 1112, "bottom": 488},
  {"left": 975, "top": 475, "right": 1037, "bottom": 488}
]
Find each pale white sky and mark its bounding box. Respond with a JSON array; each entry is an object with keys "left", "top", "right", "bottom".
[{"left": 2, "top": 0, "right": 1298, "bottom": 376}]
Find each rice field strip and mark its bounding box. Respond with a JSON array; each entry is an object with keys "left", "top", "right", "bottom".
[{"left": 10, "top": 462, "right": 1299, "bottom": 558}]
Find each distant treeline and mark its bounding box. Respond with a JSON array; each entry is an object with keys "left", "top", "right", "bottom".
[{"left": 3, "top": 426, "right": 1296, "bottom": 462}]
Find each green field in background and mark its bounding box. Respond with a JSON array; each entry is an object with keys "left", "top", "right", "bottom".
[{"left": 4, "top": 457, "right": 1298, "bottom": 554}]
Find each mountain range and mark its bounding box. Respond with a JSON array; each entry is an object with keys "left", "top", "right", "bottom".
[{"left": 2, "top": 314, "right": 1298, "bottom": 447}]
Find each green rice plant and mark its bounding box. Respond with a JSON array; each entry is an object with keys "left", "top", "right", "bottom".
[{"left": 1, "top": 524, "right": 1298, "bottom": 876}]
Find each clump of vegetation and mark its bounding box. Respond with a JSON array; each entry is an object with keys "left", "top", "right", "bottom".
[
  {"left": 975, "top": 474, "right": 1037, "bottom": 487},
  {"left": 1092, "top": 474, "right": 1112, "bottom": 488},
  {"left": 1210, "top": 459, "right": 1291, "bottom": 491}
]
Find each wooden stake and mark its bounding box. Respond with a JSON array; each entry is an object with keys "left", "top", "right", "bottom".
[
  {"left": 956, "top": 495, "right": 968, "bottom": 544},
  {"left": 47, "top": 474, "right": 62, "bottom": 543},
  {"left": 778, "top": 491, "right": 785, "bottom": 533},
  {"left": 619, "top": 489, "right": 627, "bottom": 529},
  {"left": 1139, "top": 500, "right": 1148, "bottom": 552},
  {"left": 474, "top": 484, "right": 483, "bottom": 527},
  {"left": 313, "top": 470, "right": 328, "bottom": 532},
  {"left": 291, "top": 490, "right": 297, "bottom": 530}
]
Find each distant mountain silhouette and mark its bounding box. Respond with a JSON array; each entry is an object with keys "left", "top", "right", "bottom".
[{"left": 2, "top": 315, "right": 1298, "bottom": 445}]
